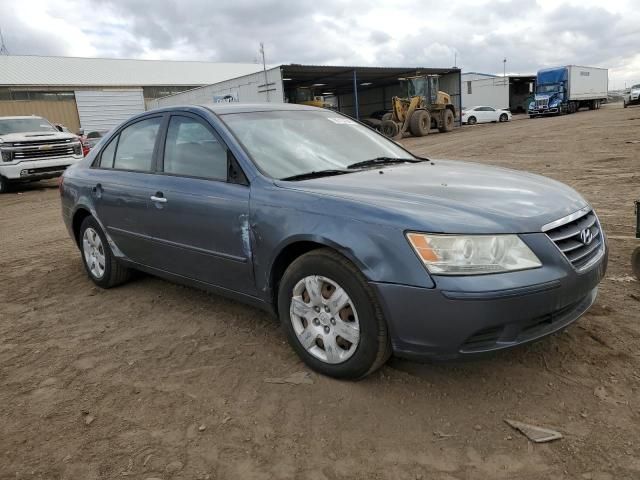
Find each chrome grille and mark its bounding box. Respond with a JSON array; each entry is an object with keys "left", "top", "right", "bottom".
[
  {"left": 543, "top": 209, "right": 603, "bottom": 270},
  {"left": 536, "top": 98, "right": 549, "bottom": 108},
  {"left": 5, "top": 139, "right": 80, "bottom": 161}
]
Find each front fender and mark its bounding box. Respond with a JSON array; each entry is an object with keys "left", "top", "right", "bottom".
[{"left": 250, "top": 183, "right": 436, "bottom": 301}]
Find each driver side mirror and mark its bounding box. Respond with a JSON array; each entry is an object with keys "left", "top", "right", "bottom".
[{"left": 77, "top": 128, "right": 85, "bottom": 136}]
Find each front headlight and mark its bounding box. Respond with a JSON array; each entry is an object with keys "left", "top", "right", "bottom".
[{"left": 406, "top": 233, "right": 542, "bottom": 275}]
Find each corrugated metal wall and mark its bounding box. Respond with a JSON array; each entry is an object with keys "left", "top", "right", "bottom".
[
  {"left": 75, "top": 89, "right": 145, "bottom": 132},
  {"left": 0, "top": 99, "right": 81, "bottom": 132},
  {"left": 151, "top": 67, "right": 283, "bottom": 109}
]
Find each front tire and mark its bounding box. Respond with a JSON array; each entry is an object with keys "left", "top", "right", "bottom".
[
  {"left": 278, "top": 248, "right": 391, "bottom": 379},
  {"left": 79, "top": 216, "right": 131, "bottom": 288},
  {"left": 0, "top": 176, "right": 9, "bottom": 194},
  {"left": 409, "top": 109, "right": 431, "bottom": 136},
  {"left": 499, "top": 113, "right": 508, "bottom": 122}
]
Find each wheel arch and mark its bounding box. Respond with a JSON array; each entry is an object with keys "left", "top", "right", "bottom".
[
  {"left": 267, "top": 236, "right": 370, "bottom": 313},
  {"left": 71, "top": 206, "right": 92, "bottom": 247}
]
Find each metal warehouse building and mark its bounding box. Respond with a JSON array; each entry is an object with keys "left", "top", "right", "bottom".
[
  {"left": 461, "top": 72, "right": 536, "bottom": 113},
  {"left": 0, "top": 56, "right": 263, "bottom": 132},
  {"left": 151, "top": 64, "right": 462, "bottom": 124}
]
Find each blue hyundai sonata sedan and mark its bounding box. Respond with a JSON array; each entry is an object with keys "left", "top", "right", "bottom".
[{"left": 60, "top": 103, "right": 607, "bottom": 379}]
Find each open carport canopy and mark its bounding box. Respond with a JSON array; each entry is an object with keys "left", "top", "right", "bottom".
[
  {"left": 281, "top": 64, "right": 460, "bottom": 95},
  {"left": 279, "top": 64, "right": 462, "bottom": 121}
]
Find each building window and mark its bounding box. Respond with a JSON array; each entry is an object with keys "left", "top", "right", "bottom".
[
  {"left": 467, "top": 81, "right": 472, "bottom": 94},
  {"left": 0, "top": 90, "right": 76, "bottom": 101},
  {"left": 143, "top": 86, "right": 199, "bottom": 99}
]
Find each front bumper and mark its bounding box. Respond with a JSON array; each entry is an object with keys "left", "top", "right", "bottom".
[
  {"left": 0, "top": 156, "right": 81, "bottom": 180},
  {"left": 372, "top": 234, "right": 608, "bottom": 360},
  {"left": 528, "top": 107, "right": 559, "bottom": 115}
]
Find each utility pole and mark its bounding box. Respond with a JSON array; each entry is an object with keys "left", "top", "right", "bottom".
[
  {"left": 259, "top": 42, "right": 270, "bottom": 102},
  {"left": 454, "top": 51, "right": 457, "bottom": 68},
  {"left": 0, "top": 27, "right": 9, "bottom": 55},
  {"left": 503, "top": 58, "right": 506, "bottom": 77}
]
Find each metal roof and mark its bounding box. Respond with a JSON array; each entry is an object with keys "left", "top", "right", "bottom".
[{"left": 0, "top": 55, "right": 265, "bottom": 87}]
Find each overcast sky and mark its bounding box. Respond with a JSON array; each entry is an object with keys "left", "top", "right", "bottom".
[{"left": 1, "top": 0, "right": 639, "bottom": 88}]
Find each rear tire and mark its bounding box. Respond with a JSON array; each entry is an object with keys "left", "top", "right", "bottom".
[
  {"left": 277, "top": 248, "right": 391, "bottom": 379},
  {"left": 467, "top": 116, "right": 477, "bottom": 125},
  {"left": 79, "top": 216, "right": 131, "bottom": 288},
  {"left": 380, "top": 119, "right": 399, "bottom": 138},
  {"left": 409, "top": 109, "right": 431, "bottom": 136},
  {"left": 439, "top": 109, "right": 455, "bottom": 132}
]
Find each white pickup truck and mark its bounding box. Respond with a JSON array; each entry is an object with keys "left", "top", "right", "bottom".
[{"left": 0, "top": 116, "right": 84, "bottom": 193}]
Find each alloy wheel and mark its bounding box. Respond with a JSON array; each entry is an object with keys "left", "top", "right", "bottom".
[
  {"left": 289, "top": 275, "right": 360, "bottom": 364},
  {"left": 82, "top": 227, "right": 106, "bottom": 279}
]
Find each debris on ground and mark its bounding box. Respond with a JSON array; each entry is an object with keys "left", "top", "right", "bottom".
[
  {"left": 165, "top": 461, "right": 184, "bottom": 474},
  {"left": 198, "top": 424, "right": 206, "bottom": 432},
  {"left": 264, "top": 371, "right": 314, "bottom": 385},
  {"left": 504, "top": 419, "right": 563, "bottom": 443}
]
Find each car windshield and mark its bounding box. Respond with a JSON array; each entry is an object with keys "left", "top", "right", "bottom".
[
  {"left": 221, "top": 110, "right": 415, "bottom": 180},
  {"left": 632, "top": 84, "right": 640, "bottom": 90},
  {"left": 0, "top": 118, "right": 56, "bottom": 135},
  {"left": 536, "top": 84, "right": 560, "bottom": 94}
]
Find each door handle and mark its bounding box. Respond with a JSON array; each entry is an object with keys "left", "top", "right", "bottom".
[
  {"left": 92, "top": 183, "right": 102, "bottom": 197},
  {"left": 150, "top": 194, "right": 167, "bottom": 203}
]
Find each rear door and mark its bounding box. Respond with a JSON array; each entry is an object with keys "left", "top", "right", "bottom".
[
  {"left": 90, "top": 115, "right": 164, "bottom": 265},
  {"left": 143, "top": 112, "right": 256, "bottom": 296}
]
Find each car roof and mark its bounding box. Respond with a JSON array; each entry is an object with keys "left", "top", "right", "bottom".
[{"left": 150, "top": 103, "right": 322, "bottom": 116}]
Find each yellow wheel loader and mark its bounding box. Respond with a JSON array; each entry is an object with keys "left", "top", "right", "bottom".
[{"left": 380, "top": 75, "right": 456, "bottom": 138}]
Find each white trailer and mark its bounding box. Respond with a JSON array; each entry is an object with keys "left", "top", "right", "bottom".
[{"left": 567, "top": 65, "right": 608, "bottom": 101}]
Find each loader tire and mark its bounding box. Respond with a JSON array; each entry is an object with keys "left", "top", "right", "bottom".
[
  {"left": 409, "top": 110, "right": 430, "bottom": 137},
  {"left": 381, "top": 113, "right": 392, "bottom": 122},
  {"left": 380, "top": 120, "right": 399, "bottom": 138},
  {"left": 439, "top": 109, "right": 455, "bottom": 132}
]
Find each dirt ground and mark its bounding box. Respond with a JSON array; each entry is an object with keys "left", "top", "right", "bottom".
[{"left": 1, "top": 103, "right": 639, "bottom": 480}]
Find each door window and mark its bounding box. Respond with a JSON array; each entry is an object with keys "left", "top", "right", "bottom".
[
  {"left": 99, "top": 137, "right": 118, "bottom": 168},
  {"left": 112, "top": 117, "right": 161, "bottom": 172},
  {"left": 163, "top": 115, "right": 227, "bottom": 180}
]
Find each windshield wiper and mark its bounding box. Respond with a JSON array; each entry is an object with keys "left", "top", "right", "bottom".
[
  {"left": 347, "top": 157, "right": 425, "bottom": 170},
  {"left": 280, "top": 169, "right": 352, "bottom": 181}
]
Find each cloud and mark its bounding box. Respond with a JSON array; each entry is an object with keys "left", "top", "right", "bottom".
[{"left": 1, "top": 0, "right": 639, "bottom": 86}]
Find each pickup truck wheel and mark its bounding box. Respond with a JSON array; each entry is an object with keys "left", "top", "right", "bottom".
[
  {"left": 278, "top": 248, "right": 391, "bottom": 379},
  {"left": 79, "top": 216, "right": 131, "bottom": 288},
  {"left": 624, "top": 100, "right": 628, "bottom": 108},
  {"left": 632, "top": 247, "right": 640, "bottom": 280},
  {"left": 0, "top": 176, "right": 8, "bottom": 194}
]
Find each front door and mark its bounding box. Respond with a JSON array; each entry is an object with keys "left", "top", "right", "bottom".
[{"left": 144, "top": 113, "right": 256, "bottom": 296}]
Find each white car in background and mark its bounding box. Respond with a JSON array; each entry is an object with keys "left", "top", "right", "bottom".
[{"left": 462, "top": 106, "right": 512, "bottom": 125}]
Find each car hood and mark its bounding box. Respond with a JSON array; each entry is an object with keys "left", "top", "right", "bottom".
[
  {"left": 0, "top": 131, "right": 77, "bottom": 143},
  {"left": 275, "top": 160, "right": 588, "bottom": 234}
]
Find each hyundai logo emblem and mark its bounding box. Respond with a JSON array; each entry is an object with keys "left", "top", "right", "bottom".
[{"left": 580, "top": 228, "right": 594, "bottom": 245}]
